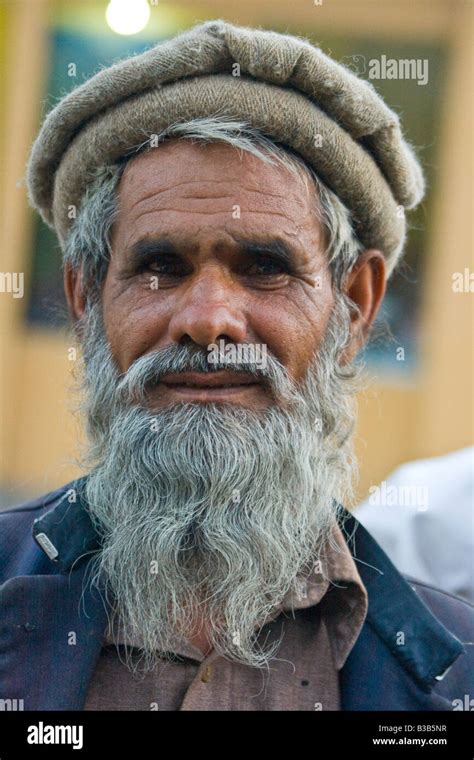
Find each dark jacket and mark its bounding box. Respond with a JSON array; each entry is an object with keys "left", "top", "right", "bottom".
[{"left": 0, "top": 477, "right": 472, "bottom": 711}]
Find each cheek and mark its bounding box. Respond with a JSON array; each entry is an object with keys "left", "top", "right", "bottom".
[
  {"left": 250, "top": 297, "right": 332, "bottom": 383},
  {"left": 102, "top": 281, "right": 171, "bottom": 372}
]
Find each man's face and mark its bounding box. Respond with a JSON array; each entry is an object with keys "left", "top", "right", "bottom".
[
  {"left": 101, "top": 140, "right": 335, "bottom": 410},
  {"left": 69, "top": 139, "right": 384, "bottom": 668}
]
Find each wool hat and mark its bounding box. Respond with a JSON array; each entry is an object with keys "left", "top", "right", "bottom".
[{"left": 26, "top": 19, "right": 425, "bottom": 278}]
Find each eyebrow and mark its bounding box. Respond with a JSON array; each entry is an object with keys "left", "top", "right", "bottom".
[
  {"left": 127, "top": 236, "right": 300, "bottom": 267},
  {"left": 128, "top": 238, "right": 178, "bottom": 263}
]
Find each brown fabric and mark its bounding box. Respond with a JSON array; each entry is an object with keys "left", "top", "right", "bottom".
[
  {"left": 83, "top": 524, "right": 368, "bottom": 711},
  {"left": 26, "top": 20, "right": 425, "bottom": 278}
]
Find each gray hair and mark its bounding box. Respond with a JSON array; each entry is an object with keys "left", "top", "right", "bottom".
[{"left": 64, "top": 116, "right": 365, "bottom": 301}]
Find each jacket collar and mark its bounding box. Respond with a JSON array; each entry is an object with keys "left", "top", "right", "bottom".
[
  {"left": 32, "top": 476, "right": 464, "bottom": 694},
  {"left": 339, "top": 511, "right": 464, "bottom": 692},
  {"left": 32, "top": 476, "right": 100, "bottom": 573}
]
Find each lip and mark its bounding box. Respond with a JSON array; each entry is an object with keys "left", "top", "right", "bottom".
[
  {"left": 160, "top": 370, "right": 258, "bottom": 387},
  {"left": 159, "top": 370, "right": 261, "bottom": 401}
]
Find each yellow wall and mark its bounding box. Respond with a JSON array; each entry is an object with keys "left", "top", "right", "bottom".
[{"left": 1, "top": 0, "right": 472, "bottom": 502}]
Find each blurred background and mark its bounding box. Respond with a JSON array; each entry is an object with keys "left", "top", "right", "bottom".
[{"left": 0, "top": 0, "right": 472, "bottom": 508}]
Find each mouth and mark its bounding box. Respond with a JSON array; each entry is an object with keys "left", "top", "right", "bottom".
[{"left": 158, "top": 370, "right": 263, "bottom": 401}]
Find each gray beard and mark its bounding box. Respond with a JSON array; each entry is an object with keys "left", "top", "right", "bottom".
[{"left": 76, "top": 293, "right": 361, "bottom": 672}]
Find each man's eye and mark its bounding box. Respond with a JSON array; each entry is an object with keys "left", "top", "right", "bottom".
[
  {"left": 248, "top": 258, "right": 288, "bottom": 276},
  {"left": 142, "top": 258, "right": 181, "bottom": 275}
]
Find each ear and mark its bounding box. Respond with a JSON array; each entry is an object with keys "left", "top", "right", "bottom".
[
  {"left": 64, "top": 263, "right": 87, "bottom": 323},
  {"left": 340, "top": 249, "right": 386, "bottom": 364}
]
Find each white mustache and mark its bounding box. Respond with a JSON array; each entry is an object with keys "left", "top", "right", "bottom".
[{"left": 115, "top": 343, "right": 303, "bottom": 406}]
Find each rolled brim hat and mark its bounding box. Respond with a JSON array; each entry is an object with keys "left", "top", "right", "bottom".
[{"left": 26, "top": 19, "right": 425, "bottom": 279}]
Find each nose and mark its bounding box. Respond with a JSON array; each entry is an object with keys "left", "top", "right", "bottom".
[{"left": 167, "top": 266, "right": 248, "bottom": 348}]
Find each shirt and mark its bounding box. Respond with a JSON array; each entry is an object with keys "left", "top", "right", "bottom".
[
  {"left": 355, "top": 446, "right": 474, "bottom": 602},
  {"left": 84, "top": 523, "right": 368, "bottom": 711}
]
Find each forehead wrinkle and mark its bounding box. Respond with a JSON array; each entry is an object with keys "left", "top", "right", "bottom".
[
  {"left": 122, "top": 206, "right": 307, "bottom": 244},
  {"left": 124, "top": 186, "right": 301, "bottom": 217},
  {"left": 121, "top": 174, "right": 309, "bottom": 215}
]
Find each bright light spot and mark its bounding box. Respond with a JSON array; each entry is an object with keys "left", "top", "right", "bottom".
[{"left": 106, "top": 0, "right": 151, "bottom": 36}]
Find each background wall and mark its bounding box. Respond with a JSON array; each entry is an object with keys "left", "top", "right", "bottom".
[{"left": 0, "top": 0, "right": 472, "bottom": 506}]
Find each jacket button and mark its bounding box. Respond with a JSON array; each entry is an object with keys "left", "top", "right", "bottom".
[
  {"left": 23, "top": 623, "right": 36, "bottom": 632},
  {"left": 201, "top": 665, "right": 212, "bottom": 682}
]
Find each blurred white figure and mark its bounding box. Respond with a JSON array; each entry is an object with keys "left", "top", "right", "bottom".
[{"left": 355, "top": 447, "right": 474, "bottom": 602}]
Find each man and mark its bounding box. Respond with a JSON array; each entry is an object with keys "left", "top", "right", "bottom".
[{"left": 1, "top": 20, "right": 472, "bottom": 711}]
